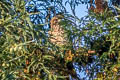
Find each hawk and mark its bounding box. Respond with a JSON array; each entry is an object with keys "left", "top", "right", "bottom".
[{"left": 48, "top": 15, "right": 68, "bottom": 46}]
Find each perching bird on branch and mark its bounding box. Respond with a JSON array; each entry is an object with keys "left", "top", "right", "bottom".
[{"left": 48, "top": 14, "right": 68, "bottom": 46}]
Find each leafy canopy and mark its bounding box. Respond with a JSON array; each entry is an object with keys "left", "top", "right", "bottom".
[{"left": 0, "top": 0, "right": 120, "bottom": 80}]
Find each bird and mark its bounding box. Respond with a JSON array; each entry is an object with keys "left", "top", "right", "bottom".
[{"left": 48, "top": 14, "right": 68, "bottom": 47}]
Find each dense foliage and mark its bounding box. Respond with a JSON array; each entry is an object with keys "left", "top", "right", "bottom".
[{"left": 0, "top": 0, "right": 120, "bottom": 80}]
